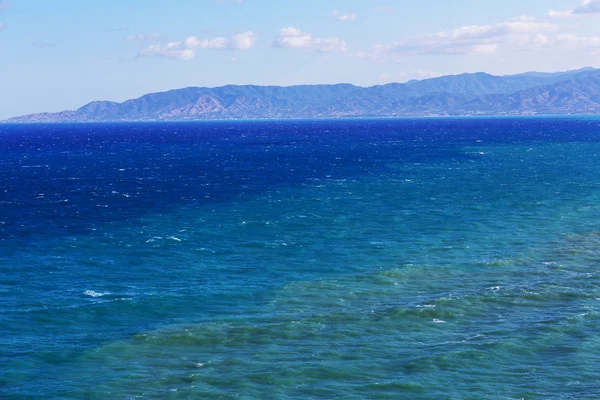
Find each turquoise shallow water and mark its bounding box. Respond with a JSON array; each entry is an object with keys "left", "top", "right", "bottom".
[{"left": 1, "top": 119, "right": 600, "bottom": 399}]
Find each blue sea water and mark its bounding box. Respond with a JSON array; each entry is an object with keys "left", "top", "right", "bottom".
[{"left": 1, "top": 118, "right": 600, "bottom": 399}]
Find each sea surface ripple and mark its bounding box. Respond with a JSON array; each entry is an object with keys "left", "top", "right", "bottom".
[{"left": 1, "top": 118, "right": 600, "bottom": 399}]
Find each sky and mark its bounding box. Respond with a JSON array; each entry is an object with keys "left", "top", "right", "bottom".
[{"left": 1, "top": 0, "right": 600, "bottom": 119}]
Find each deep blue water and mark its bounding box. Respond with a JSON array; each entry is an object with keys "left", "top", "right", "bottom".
[{"left": 2, "top": 118, "right": 600, "bottom": 399}]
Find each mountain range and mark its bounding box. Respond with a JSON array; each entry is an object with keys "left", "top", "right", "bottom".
[{"left": 6, "top": 68, "right": 600, "bottom": 122}]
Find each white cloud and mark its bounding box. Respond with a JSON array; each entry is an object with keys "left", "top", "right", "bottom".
[
  {"left": 330, "top": 10, "right": 356, "bottom": 21},
  {"left": 574, "top": 0, "right": 600, "bottom": 14},
  {"left": 272, "top": 27, "right": 313, "bottom": 48},
  {"left": 138, "top": 31, "right": 256, "bottom": 60},
  {"left": 230, "top": 31, "right": 257, "bottom": 50},
  {"left": 401, "top": 70, "right": 443, "bottom": 81},
  {"left": 378, "top": 70, "right": 442, "bottom": 83},
  {"left": 548, "top": 9, "right": 574, "bottom": 18},
  {"left": 181, "top": 32, "right": 255, "bottom": 51},
  {"left": 429, "top": 16, "right": 554, "bottom": 41},
  {"left": 555, "top": 33, "right": 600, "bottom": 48},
  {"left": 372, "top": 16, "right": 555, "bottom": 57},
  {"left": 139, "top": 44, "right": 196, "bottom": 60},
  {"left": 469, "top": 44, "right": 498, "bottom": 54},
  {"left": 318, "top": 37, "right": 348, "bottom": 52},
  {"left": 365, "top": 13, "right": 600, "bottom": 59},
  {"left": 548, "top": 0, "right": 600, "bottom": 18},
  {"left": 533, "top": 34, "right": 551, "bottom": 45},
  {"left": 377, "top": 73, "right": 393, "bottom": 81},
  {"left": 271, "top": 27, "right": 347, "bottom": 52},
  {"left": 184, "top": 36, "right": 228, "bottom": 49}
]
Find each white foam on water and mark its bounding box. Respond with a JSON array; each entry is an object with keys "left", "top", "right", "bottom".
[
  {"left": 432, "top": 319, "right": 446, "bottom": 324},
  {"left": 83, "top": 290, "right": 110, "bottom": 298}
]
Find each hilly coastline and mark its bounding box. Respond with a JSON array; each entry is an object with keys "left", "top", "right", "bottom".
[{"left": 6, "top": 68, "right": 600, "bottom": 122}]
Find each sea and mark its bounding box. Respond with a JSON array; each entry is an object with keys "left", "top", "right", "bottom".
[{"left": 1, "top": 118, "right": 600, "bottom": 399}]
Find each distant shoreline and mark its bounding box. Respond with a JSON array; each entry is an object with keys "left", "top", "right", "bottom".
[
  {"left": 3, "top": 114, "right": 600, "bottom": 125},
  {"left": 5, "top": 68, "right": 600, "bottom": 123}
]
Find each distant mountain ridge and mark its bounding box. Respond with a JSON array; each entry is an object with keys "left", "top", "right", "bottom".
[{"left": 6, "top": 68, "right": 600, "bottom": 122}]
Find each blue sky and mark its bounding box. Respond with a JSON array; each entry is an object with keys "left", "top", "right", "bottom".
[{"left": 1, "top": 0, "right": 599, "bottom": 119}]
